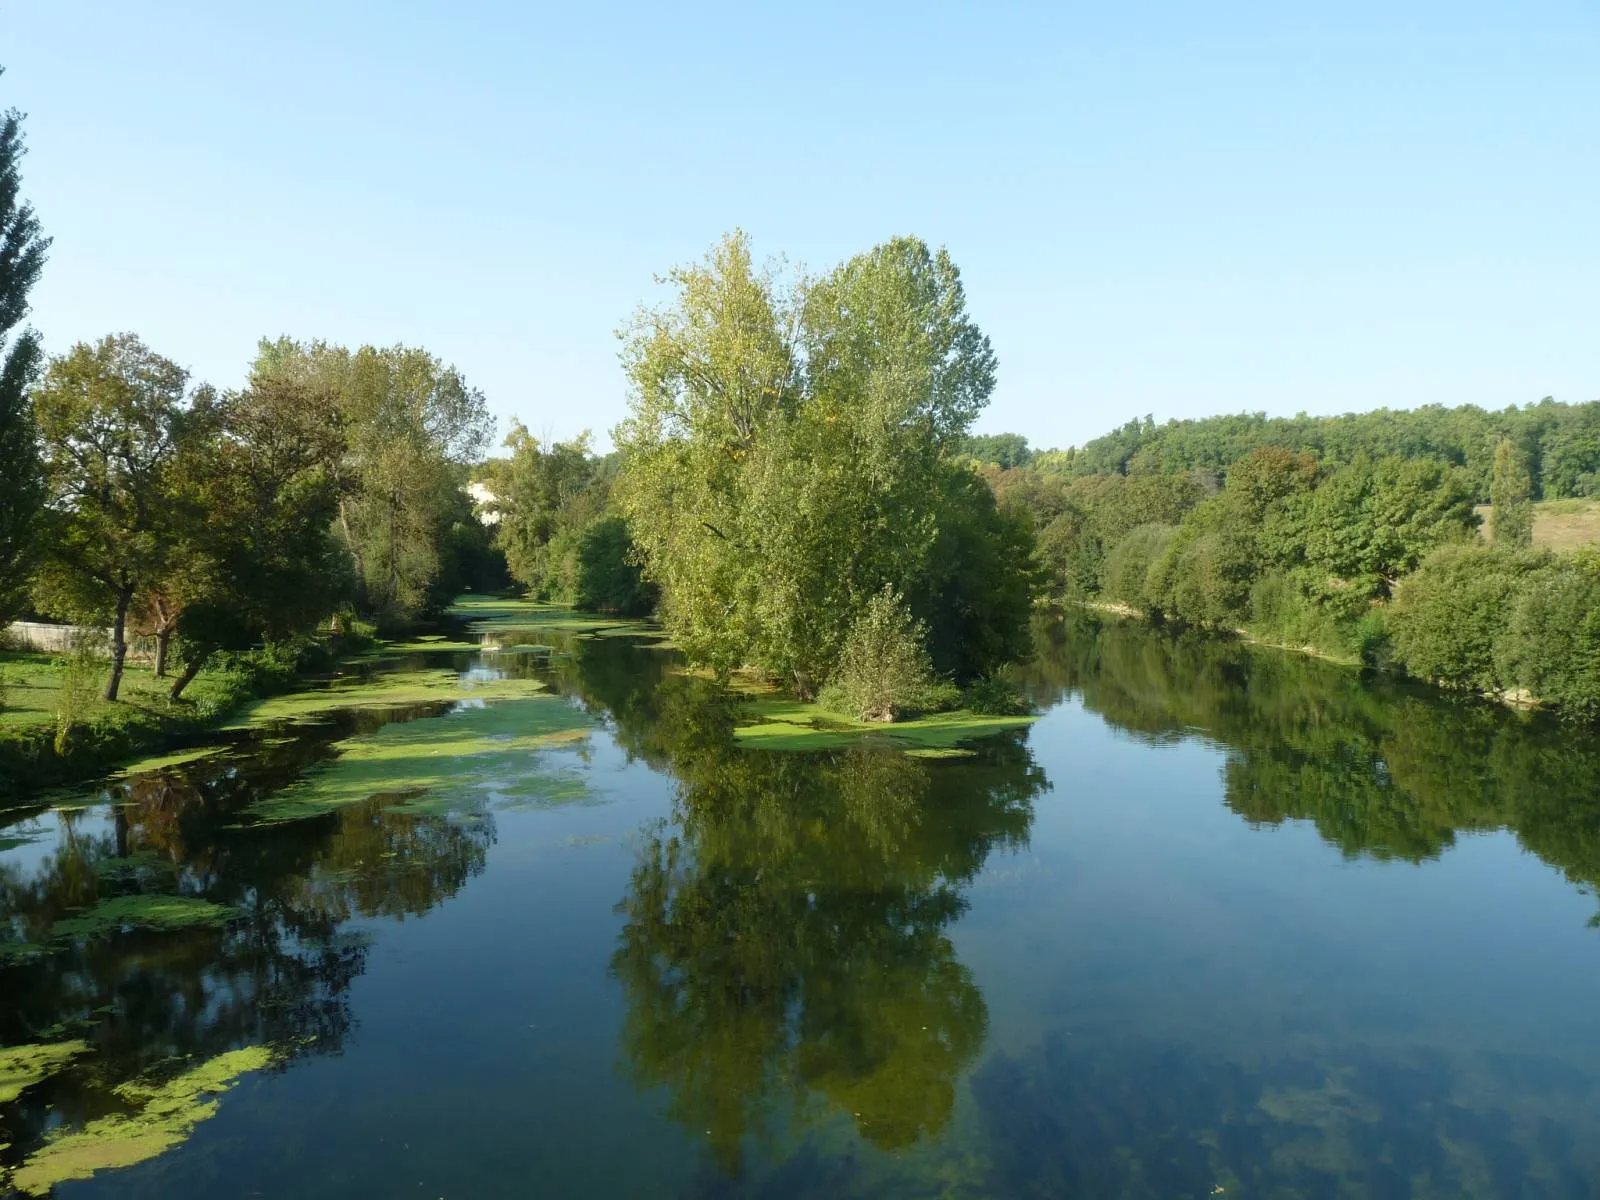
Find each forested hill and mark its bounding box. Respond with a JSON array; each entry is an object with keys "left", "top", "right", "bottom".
[{"left": 1031, "top": 400, "right": 1600, "bottom": 501}]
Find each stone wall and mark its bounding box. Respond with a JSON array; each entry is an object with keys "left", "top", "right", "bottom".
[{"left": 3, "top": 622, "right": 156, "bottom": 662}]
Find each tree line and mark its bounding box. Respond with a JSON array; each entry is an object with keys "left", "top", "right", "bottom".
[
  {"left": 969, "top": 423, "right": 1600, "bottom": 719},
  {"left": 1048, "top": 400, "right": 1600, "bottom": 502}
]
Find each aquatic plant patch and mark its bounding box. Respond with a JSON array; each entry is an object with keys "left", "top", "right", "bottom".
[
  {"left": 0, "top": 1040, "right": 90, "bottom": 1105},
  {"left": 222, "top": 669, "right": 546, "bottom": 729},
  {"left": 240, "top": 695, "right": 598, "bottom": 825},
  {"left": 9, "top": 1045, "right": 277, "bottom": 1195},
  {"left": 732, "top": 697, "right": 1036, "bottom": 752}
]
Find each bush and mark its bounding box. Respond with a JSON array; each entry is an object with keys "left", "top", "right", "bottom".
[
  {"left": 1387, "top": 543, "right": 1548, "bottom": 693},
  {"left": 1498, "top": 549, "right": 1600, "bottom": 720},
  {"left": 820, "top": 588, "right": 942, "bottom": 722},
  {"left": 962, "top": 674, "right": 1030, "bottom": 715},
  {"left": 574, "top": 517, "right": 656, "bottom": 616}
]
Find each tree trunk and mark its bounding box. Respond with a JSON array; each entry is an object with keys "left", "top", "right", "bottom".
[
  {"left": 168, "top": 653, "right": 206, "bottom": 701},
  {"left": 105, "top": 588, "right": 132, "bottom": 702},
  {"left": 154, "top": 628, "right": 171, "bottom": 677}
]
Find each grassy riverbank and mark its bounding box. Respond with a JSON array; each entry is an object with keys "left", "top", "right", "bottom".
[{"left": 0, "top": 632, "right": 384, "bottom": 799}]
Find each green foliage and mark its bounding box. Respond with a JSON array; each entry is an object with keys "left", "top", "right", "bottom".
[
  {"left": 53, "top": 642, "right": 103, "bottom": 754},
  {"left": 1064, "top": 398, "right": 1600, "bottom": 504},
  {"left": 0, "top": 73, "right": 49, "bottom": 625},
  {"left": 1387, "top": 544, "right": 1549, "bottom": 693},
  {"left": 573, "top": 516, "right": 656, "bottom": 615},
  {"left": 961, "top": 674, "right": 1030, "bottom": 716},
  {"left": 1102, "top": 524, "right": 1176, "bottom": 611},
  {"left": 251, "top": 338, "right": 492, "bottom": 622},
  {"left": 958, "top": 431, "right": 1033, "bottom": 468},
  {"left": 617, "top": 232, "right": 1033, "bottom": 695},
  {"left": 819, "top": 588, "right": 943, "bottom": 722},
  {"left": 1497, "top": 550, "right": 1600, "bottom": 720},
  {"left": 1490, "top": 437, "right": 1534, "bottom": 548},
  {"left": 31, "top": 335, "right": 203, "bottom": 700}
]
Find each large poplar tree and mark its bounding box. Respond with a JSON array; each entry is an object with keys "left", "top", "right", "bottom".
[
  {"left": 0, "top": 68, "right": 50, "bottom": 621},
  {"left": 617, "top": 232, "right": 1035, "bottom": 697}
]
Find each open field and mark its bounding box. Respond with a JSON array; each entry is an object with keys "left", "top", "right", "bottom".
[{"left": 1474, "top": 499, "right": 1600, "bottom": 551}]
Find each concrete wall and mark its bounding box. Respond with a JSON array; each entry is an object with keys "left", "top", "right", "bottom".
[{"left": 3, "top": 622, "right": 156, "bottom": 662}]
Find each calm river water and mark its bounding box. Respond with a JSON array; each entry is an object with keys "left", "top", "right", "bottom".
[{"left": 2, "top": 610, "right": 1599, "bottom": 1198}]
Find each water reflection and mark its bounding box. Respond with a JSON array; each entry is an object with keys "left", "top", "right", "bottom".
[
  {"left": 562, "top": 649, "right": 1048, "bottom": 1177},
  {"left": 0, "top": 717, "right": 494, "bottom": 1188},
  {"left": 1023, "top": 613, "right": 1600, "bottom": 914}
]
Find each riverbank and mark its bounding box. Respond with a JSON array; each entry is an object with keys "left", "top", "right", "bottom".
[
  {"left": 1071, "top": 600, "right": 1549, "bottom": 712},
  {"left": 0, "top": 632, "right": 379, "bottom": 799}
]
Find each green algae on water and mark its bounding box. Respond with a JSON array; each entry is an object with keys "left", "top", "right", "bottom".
[
  {"left": 0, "top": 1040, "right": 90, "bottom": 1104},
  {"left": 222, "top": 669, "right": 546, "bottom": 729},
  {"left": 732, "top": 697, "right": 1036, "bottom": 752},
  {"left": 109, "top": 745, "right": 224, "bottom": 777},
  {"left": 241, "top": 695, "right": 597, "bottom": 825},
  {"left": 50, "top": 895, "right": 237, "bottom": 940},
  {"left": 10, "top": 1044, "right": 276, "bottom": 1195}
]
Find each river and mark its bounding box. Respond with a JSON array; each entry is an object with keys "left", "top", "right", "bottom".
[{"left": 2, "top": 605, "right": 1598, "bottom": 1198}]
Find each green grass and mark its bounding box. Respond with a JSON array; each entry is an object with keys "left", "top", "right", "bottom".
[
  {"left": 0, "top": 652, "right": 237, "bottom": 730},
  {"left": 733, "top": 696, "right": 1036, "bottom": 752}
]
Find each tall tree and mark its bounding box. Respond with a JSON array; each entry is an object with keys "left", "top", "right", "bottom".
[
  {"left": 166, "top": 374, "right": 350, "bottom": 699},
  {"left": 251, "top": 339, "right": 491, "bottom": 621},
  {"left": 617, "top": 233, "right": 1029, "bottom": 698},
  {"left": 32, "top": 335, "right": 199, "bottom": 700},
  {"left": 0, "top": 68, "right": 50, "bottom": 622},
  {"left": 1490, "top": 437, "right": 1534, "bottom": 548}
]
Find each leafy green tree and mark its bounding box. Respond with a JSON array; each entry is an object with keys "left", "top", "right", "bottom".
[
  {"left": 0, "top": 73, "right": 50, "bottom": 623},
  {"left": 1489, "top": 437, "right": 1534, "bottom": 548},
  {"left": 165, "top": 373, "right": 351, "bottom": 699},
  {"left": 959, "top": 431, "right": 1033, "bottom": 468},
  {"left": 820, "top": 587, "right": 941, "bottom": 721},
  {"left": 1300, "top": 457, "right": 1477, "bottom": 599},
  {"left": 1386, "top": 543, "right": 1547, "bottom": 692},
  {"left": 32, "top": 335, "right": 204, "bottom": 700},
  {"left": 1497, "top": 550, "right": 1600, "bottom": 720},
  {"left": 572, "top": 516, "right": 654, "bottom": 615},
  {"left": 481, "top": 424, "right": 601, "bottom": 596},
  {"left": 618, "top": 232, "right": 1030, "bottom": 697},
  {"left": 251, "top": 339, "right": 491, "bottom": 622}
]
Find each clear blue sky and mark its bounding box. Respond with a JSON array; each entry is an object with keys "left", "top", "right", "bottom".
[{"left": 6, "top": 2, "right": 1598, "bottom": 451}]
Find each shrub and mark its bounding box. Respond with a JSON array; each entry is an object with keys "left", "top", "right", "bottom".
[
  {"left": 1498, "top": 549, "right": 1600, "bottom": 720},
  {"left": 1387, "top": 543, "right": 1548, "bottom": 693},
  {"left": 53, "top": 641, "right": 104, "bottom": 754},
  {"left": 820, "top": 588, "right": 941, "bottom": 722},
  {"left": 962, "top": 674, "right": 1030, "bottom": 716}
]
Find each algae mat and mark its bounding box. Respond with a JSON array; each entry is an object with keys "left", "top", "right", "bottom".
[
  {"left": 241, "top": 694, "right": 598, "bottom": 825},
  {"left": 8, "top": 1045, "right": 277, "bottom": 1195},
  {"left": 222, "top": 669, "right": 545, "bottom": 729},
  {"left": 0, "top": 1040, "right": 90, "bottom": 1105},
  {"left": 733, "top": 697, "right": 1036, "bottom": 752}
]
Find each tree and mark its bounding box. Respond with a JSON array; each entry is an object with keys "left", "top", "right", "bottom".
[
  {"left": 481, "top": 424, "right": 600, "bottom": 596},
  {"left": 251, "top": 339, "right": 491, "bottom": 622},
  {"left": 1490, "top": 437, "right": 1534, "bottom": 548},
  {"left": 617, "top": 232, "right": 1031, "bottom": 699},
  {"left": 0, "top": 70, "right": 50, "bottom": 623},
  {"left": 165, "top": 373, "right": 350, "bottom": 699},
  {"left": 32, "top": 335, "right": 200, "bottom": 700}
]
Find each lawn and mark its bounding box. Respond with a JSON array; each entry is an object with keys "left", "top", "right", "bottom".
[{"left": 0, "top": 651, "right": 237, "bottom": 731}]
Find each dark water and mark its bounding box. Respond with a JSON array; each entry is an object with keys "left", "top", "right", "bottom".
[{"left": 3, "top": 613, "right": 1599, "bottom": 1198}]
